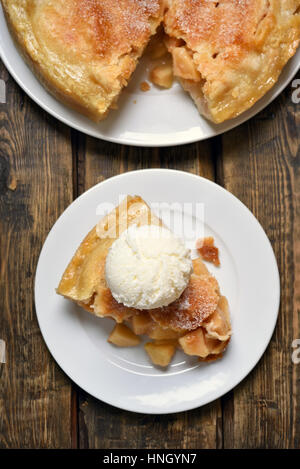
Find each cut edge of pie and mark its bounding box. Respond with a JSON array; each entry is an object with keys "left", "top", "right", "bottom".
[
  {"left": 2, "top": 0, "right": 299, "bottom": 123},
  {"left": 164, "top": 0, "right": 300, "bottom": 123}
]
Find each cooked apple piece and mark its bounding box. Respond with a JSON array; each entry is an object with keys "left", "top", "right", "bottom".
[
  {"left": 148, "top": 40, "right": 168, "bottom": 60},
  {"left": 204, "top": 336, "right": 229, "bottom": 355},
  {"left": 149, "top": 64, "right": 173, "bottom": 89},
  {"left": 172, "top": 47, "right": 201, "bottom": 81},
  {"left": 179, "top": 327, "right": 210, "bottom": 358},
  {"left": 132, "top": 312, "right": 153, "bottom": 335},
  {"left": 148, "top": 324, "right": 181, "bottom": 340},
  {"left": 203, "top": 296, "right": 231, "bottom": 341},
  {"left": 145, "top": 342, "right": 176, "bottom": 367},
  {"left": 179, "top": 326, "right": 229, "bottom": 357},
  {"left": 108, "top": 324, "right": 141, "bottom": 347}
]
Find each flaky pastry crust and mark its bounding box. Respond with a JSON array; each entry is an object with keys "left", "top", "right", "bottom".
[{"left": 2, "top": 0, "right": 163, "bottom": 120}]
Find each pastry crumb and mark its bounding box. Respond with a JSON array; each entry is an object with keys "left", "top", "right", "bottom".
[
  {"left": 140, "top": 81, "right": 151, "bottom": 92},
  {"left": 196, "top": 237, "right": 220, "bottom": 267}
]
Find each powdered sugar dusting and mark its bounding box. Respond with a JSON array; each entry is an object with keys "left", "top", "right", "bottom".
[
  {"left": 178, "top": 296, "right": 191, "bottom": 310},
  {"left": 149, "top": 273, "right": 220, "bottom": 331},
  {"left": 167, "top": 0, "right": 256, "bottom": 48},
  {"left": 73, "top": 0, "right": 162, "bottom": 57}
]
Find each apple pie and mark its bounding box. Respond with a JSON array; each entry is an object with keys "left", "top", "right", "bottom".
[
  {"left": 57, "top": 195, "right": 231, "bottom": 367},
  {"left": 2, "top": 0, "right": 300, "bottom": 123}
]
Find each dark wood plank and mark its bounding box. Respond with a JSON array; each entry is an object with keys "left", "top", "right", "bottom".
[
  {"left": 220, "top": 74, "right": 300, "bottom": 448},
  {"left": 0, "top": 62, "right": 74, "bottom": 448},
  {"left": 2, "top": 47, "right": 298, "bottom": 447},
  {"left": 78, "top": 395, "right": 222, "bottom": 449},
  {"left": 75, "top": 138, "right": 222, "bottom": 449}
]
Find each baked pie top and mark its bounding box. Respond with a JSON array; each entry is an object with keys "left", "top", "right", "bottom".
[
  {"left": 2, "top": 0, "right": 163, "bottom": 119},
  {"left": 149, "top": 272, "right": 220, "bottom": 331}
]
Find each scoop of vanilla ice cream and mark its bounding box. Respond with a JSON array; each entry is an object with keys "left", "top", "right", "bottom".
[{"left": 105, "top": 224, "right": 192, "bottom": 310}]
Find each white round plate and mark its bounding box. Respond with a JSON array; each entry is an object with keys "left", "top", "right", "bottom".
[
  {"left": 1, "top": 7, "right": 299, "bottom": 147},
  {"left": 35, "top": 169, "right": 280, "bottom": 414}
]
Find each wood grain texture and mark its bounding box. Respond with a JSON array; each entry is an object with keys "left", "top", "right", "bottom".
[
  {"left": 0, "top": 54, "right": 299, "bottom": 448},
  {"left": 220, "top": 73, "right": 300, "bottom": 449},
  {"left": 0, "top": 62, "right": 74, "bottom": 448},
  {"left": 75, "top": 138, "right": 222, "bottom": 449}
]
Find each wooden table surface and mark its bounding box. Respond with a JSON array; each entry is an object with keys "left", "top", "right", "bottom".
[{"left": 0, "top": 58, "right": 299, "bottom": 449}]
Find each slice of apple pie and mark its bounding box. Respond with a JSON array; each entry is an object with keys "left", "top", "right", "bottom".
[
  {"left": 1, "top": 0, "right": 164, "bottom": 120},
  {"left": 57, "top": 195, "right": 231, "bottom": 367}
]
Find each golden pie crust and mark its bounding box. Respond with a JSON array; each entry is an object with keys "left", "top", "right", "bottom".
[
  {"left": 2, "top": 0, "right": 299, "bottom": 123},
  {"left": 57, "top": 195, "right": 232, "bottom": 365},
  {"left": 1, "top": 0, "right": 163, "bottom": 120},
  {"left": 2, "top": 0, "right": 299, "bottom": 122}
]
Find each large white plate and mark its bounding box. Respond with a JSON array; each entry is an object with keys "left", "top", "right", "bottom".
[
  {"left": 35, "top": 169, "right": 280, "bottom": 414},
  {"left": 1, "top": 7, "right": 299, "bottom": 147}
]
